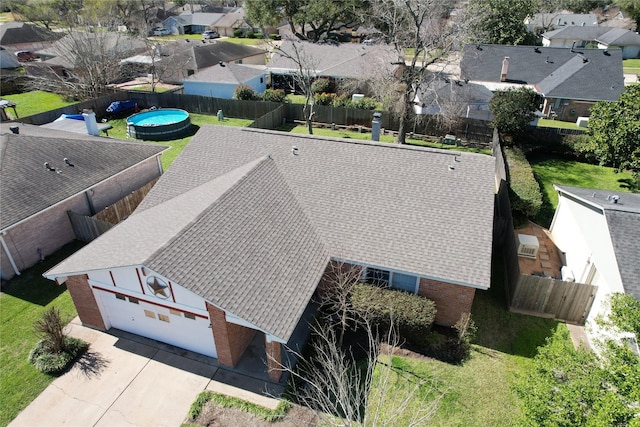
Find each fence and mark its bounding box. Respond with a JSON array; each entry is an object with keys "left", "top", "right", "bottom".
[
  {"left": 249, "top": 104, "right": 286, "bottom": 129},
  {"left": 67, "top": 178, "right": 158, "bottom": 242}
]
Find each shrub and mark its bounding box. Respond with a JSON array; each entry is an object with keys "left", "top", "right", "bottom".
[
  {"left": 349, "top": 97, "right": 378, "bottom": 110},
  {"left": 34, "top": 306, "right": 66, "bottom": 353},
  {"left": 331, "top": 94, "right": 350, "bottom": 107},
  {"left": 233, "top": 85, "right": 259, "bottom": 101},
  {"left": 269, "top": 34, "right": 281, "bottom": 40},
  {"left": 261, "top": 88, "right": 286, "bottom": 103},
  {"left": 233, "top": 28, "right": 244, "bottom": 38},
  {"left": 29, "top": 337, "right": 88, "bottom": 374},
  {"left": 504, "top": 146, "right": 542, "bottom": 218},
  {"left": 351, "top": 284, "right": 436, "bottom": 347},
  {"left": 314, "top": 92, "right": 335, "bottom": 106},
  {"left": 311, "top": 78, "right": 333, "bottom": 94}
]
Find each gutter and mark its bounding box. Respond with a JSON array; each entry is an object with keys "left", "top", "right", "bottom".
[{"left": 0, "top": 233, "right": 21, "bottom": 276}]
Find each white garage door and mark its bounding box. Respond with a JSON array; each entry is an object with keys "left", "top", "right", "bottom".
[{"left": 95, "top": 288, "right": 217, "bottom": 358}]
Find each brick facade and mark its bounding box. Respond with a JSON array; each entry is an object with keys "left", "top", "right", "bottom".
[
  {"left": 265, "top": 338, "right": 282, "bottom": 382},
  {"left": 418, "top": 278, "right": 476, "bottom": 326},
  {"left": 66, "top": 274, "right": 106, "bottom": 330},
  {"left": 207, "top": 302, "right": 256, "bottom": 367}
]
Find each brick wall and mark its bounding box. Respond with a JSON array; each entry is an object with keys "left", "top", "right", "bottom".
[
  {"left": 418, "top": 279, "right": 476, "bottom": 326},
  {"left": 207, "top": 303, "right": 256, "bottom": 367},
  {"left": 66, "top": 275, "right": 106, "bottom": 330},
  {"left": 316, "top": 260, "right": 361, "bottom": 297},
  {"left": 265, "top": 339, "right": 282, "bottom": 382}
]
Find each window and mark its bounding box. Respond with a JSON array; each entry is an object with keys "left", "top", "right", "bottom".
[
  {"left": 169, "top": 309, "right": 181, "bottom": 316},
  {"left": 158, "top": 314, "right": 170, "bottom": 323},
  {"left": 365, "top": 268, "right": 390, "bottom": 287},
  {"left": 184, "top": 312, "right": 196, "bottom": 320},
  {"left": 115, "top": 293, "right": 126, "bottom": 300},
  {"left": 128, "top": 297, "right": 139, "bottom": 304},
  {"left": 260, "top": 77, "right": 264, "bottom": 83},
  {"left": 144, "top": 310, "right": 156, "bottom": 319},
  {"left": 391, "top": 272, "right": 418, "bottom": 293}
]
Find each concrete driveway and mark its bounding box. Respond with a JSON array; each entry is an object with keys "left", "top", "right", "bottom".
[{"left": 10, "top": 318, "right": 280, "bottom": 427}]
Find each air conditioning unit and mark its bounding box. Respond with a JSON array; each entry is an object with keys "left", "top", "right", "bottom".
[{"left": 517, "top": 234, "right": 539, "bottom": 258}]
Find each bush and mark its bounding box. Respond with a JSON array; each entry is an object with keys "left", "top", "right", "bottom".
[
  {"left": 349, "top": 97, "right": 378, "bottom": 110},
  {"left": 331, "top": 94, "right": 350, "bottom": 107},
  {"left": 269, "top": 34, "right": 281, "bottom": 40},
  {"left": 233, "top": 85, "right": 259, "bottom": 101},
  {"left": 314, "top": 92, "right": 335, "bottom": 106},
  {"left": 29, "top": 337, "right": 88, "bottom": 374},
  {"left": 233, "top": 28, "right": 244, "bottom": 38},
  {"left": 261, "top": 88, "right": 286, "bottom": 103},
  {"left": 351, "top": 284, "right": 436, "bottom": 347},
  {"left": 504, "top": 146, "right": 542, "bottom": 218},
  {"left": 311, "top": 78, "right": 333, "bottom": 94}
]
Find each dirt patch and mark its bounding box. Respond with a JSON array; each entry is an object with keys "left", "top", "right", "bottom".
[{"left": 192, "top": 402, "right": 318, "bottom": 427}]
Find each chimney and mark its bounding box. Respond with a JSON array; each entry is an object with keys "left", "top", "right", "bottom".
[
  {"left": 371, "top": 112, "right": 382, "bottom": 141},
  {"left": 500, "top": 56, "right": 510, "bottom": 82},
  {"left": 83, "top": 112, "right": 99, "bottom": 136}
]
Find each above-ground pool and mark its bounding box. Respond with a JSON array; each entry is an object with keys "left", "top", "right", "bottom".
[{"left": 126, "top": 108, "right": 191, "bottom": 141}]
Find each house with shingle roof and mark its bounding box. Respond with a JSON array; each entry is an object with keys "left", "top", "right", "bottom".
[
  {"left": 162, "top": 12, "right": 226, "bottom": 35},
  {"left": 267, "top": 40, "right": 398, "bottom": 96},
  {"left": 182, "top": 62, "right": 267, "bottom": 98},
  {"left": 542, "top": 26, "right": 640, "bottom": 58},
  {"left": 549, "top": 186, "right": 640, "bottom": 346},
  {"left": 524, "top": 12, "right": 598, "bottom": 33},
  {"left": 461, "top": 44, "right": 624, "bottom": 121},
  {"left": 0, "top": 21, "right": 62, "bottom": 52},
  {"left": 0, "top": 123, "right": 166, "bottom": 281},
  {"left": 44, "top": 125, "right": 496, "bottom": 383}
]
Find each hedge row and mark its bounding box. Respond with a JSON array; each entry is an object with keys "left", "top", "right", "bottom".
[
  {"left": 351, "top": 284, "right": 436, "bottom": 346},
  {"left": 504, "top": 146, "right": 542, "bottom": 218}
]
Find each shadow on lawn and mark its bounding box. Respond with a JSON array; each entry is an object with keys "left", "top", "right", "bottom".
[
  {"left": 1, "top": 240, "right": 85, "bottom": 306},
  {"left": 471, "top": 252, "right": 560, "bottom": 359}
]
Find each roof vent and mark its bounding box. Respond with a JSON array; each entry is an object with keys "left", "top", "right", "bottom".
[
  {"left": 64, "top": 157, "right": 74, "bottom": 167},
  {"left": 9, "top": 125, "right": 19, "bottom": 134},
  {"left": 517, "top": 234, "right": 539, "bottom": 259},
  {"left": 603, "top": 49, "right": 610, "bottom": 56},
  {"left": 292, "top": 146, "right": 299, "bottom": 156},
  {"left": 534, "top": 47, "right": 541, "bottom": 53},
  {"left": 44, "top": 162, "right": 56, "bottom": 172},
  {"left": 611, "top": 195, "right": 619, "bottom": 204},
  {"left": 448, "top": 165, "right": 455, "bottom": 171}
]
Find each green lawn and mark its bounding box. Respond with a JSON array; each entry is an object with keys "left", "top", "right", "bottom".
[
  {"left": 104, "top": 113, "right": 253, "bottom": 170},
  {"left": 0, "top": 242, "right": 83, "bottom": 427},
  {"left": 285, "top": 125, "right": 491, "bottom": 154},
  {"left": 623, "top": 58, "right": 640, "bottom": 74},
  {"left": 2, "top": 91, "right": 76, "bottom": 119},
  {"left": 371, "top": 255, "right": 563, "bottom": 426},
  {"left": 529, "top": 153, "right": 634, "bottom": 227},
  {"left": 127, "top": 85, "right": 174, "bottom": 93},
  {"left": 537, "top": 118, "right": 583, "bottom": 130},
  {"left": 220, "top": 37, "right": 267, "bottom": 46}
]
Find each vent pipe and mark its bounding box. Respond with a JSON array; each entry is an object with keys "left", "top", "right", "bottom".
[
  {"left": 500, "top": 57, "right": 510, "bottom": 82},
  {"left": 9, "top": 125, "right": 19, "bottom": 134},
  {"left": 83, "top": 112, "right": 99, "bottom": 136},
  {"left": 371, "top": 112, "right": 382, "bottom": 141}
]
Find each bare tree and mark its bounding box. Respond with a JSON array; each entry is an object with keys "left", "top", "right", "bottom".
[
  {"left": 34, "top": 307, "right": 67, "bottom": 354},
  {"left": 273, "top": 319, "right": 441, "bottom": 426},
  {"left": 363, "top": 0, "right": 458, "bottom": 144}
]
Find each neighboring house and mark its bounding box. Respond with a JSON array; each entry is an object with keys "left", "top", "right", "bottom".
[
  {"left": 524, "top": 12, "right": 598, "bottom": 33},
  {"left": 44, "top": 126, "right": 496, "bottom": 382},
  {"left": 0, "top": 21, "right": 62, "bottom": 52},
  {"left": 267, "top": 40, "right": 398, "bottom": 95},
  {"left": 413, "top": 77, "right": 494, "bottom": 121},
  {"left": 182, "top": 62, "right": 267, "bottom": 98},
  {"left": 138, "top": 39, "right": 266, "bottom": 84},
  {"left": 0, "top": 47, "right": 20, "bottom": 69},
  {"left": 461, "top": 44, "right": 624, "bottom": 121},
  {"left": 0, "top": 123, "right": 166, "bottom": 281},
  {"left": 212, "top": 10, "right": 250, "bottom": 37},
  {"left": 549, "top": 186, "right": 640, "bottom": 345},
  {"left": 162, "top": 12, "right": 225, "bottom": 35},
  {"left": 542, "top": 26, "right": 640, "bottom": 58}
]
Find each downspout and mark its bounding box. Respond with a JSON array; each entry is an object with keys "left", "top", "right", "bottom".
[
  {"left": 0, "top": 233, "right": 21, "bottom": 276},
  {"left": 156, "top": 154, "right": 164, "bottom": 175}
]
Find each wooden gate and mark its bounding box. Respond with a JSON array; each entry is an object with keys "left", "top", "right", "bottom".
[{"left": 67, "top": 211, "right": 114, "bottom": 243}]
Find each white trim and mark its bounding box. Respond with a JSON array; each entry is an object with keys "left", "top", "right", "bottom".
[
  {"left": 1, "top": 153, "right": 166, "bottom": 234},
  {"left": 0, "top": 234, "right": 20, "bottom": 276}
]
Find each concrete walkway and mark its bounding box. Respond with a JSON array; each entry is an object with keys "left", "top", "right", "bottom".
[{"left": 10, "top": 318, "right": 282, "bottom": 427}]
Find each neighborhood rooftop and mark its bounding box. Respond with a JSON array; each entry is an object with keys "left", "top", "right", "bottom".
[{"left": 555, "top": 185, "right": 640, "bottom": 300}]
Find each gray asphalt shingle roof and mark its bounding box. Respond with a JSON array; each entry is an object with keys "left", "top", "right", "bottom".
[
  {"left": 461, "top": 44, "right": 624, "bottom": 102},
  {"left": 182, "top": 62, "right": 265, "bottom": 84},
  {"left": 46, "top": 127, "right": 495, "bottom": 340},
  {"left": 0, "top": 21, "right": 61, "bottom": 45},
  {"left": 0, "top": 124, "right": 166, "bottom": 230},
  {"left": 542, "top": 26, "right": 640, "bottom": 47},
  {"left": 555, "top": 185, "right": 640, "bottom": 300}
]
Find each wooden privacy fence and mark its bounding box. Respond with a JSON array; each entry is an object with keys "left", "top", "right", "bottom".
[
  {"left": 249, "top": 104, "right": 286, "bottom": 129},
  {"left": 509, "top": 275, "right": 597, "bottom": 325},
  {"left": 68, "top": 178, "right": 158, "bottom": 242}
]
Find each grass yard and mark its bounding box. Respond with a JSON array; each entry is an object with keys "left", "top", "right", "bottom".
[
  {"left": 370, "top": 255, "right": 562, "bottom": 426},
  {"left": 537, "top": 118, "right": 583, "bottom": 130},
  {"left": 623, "top": 58, "right": 640, "bottom": 75},
  {"left": 284, "top": 125, "right": 491, "bottom": 154},
  {"left": 529, "top": 153, "right": 634, "bottom": 227},
  {"left": 220, "top": 37, "right": 266, "bottom": 46},
  {"left": 126, "top": 85, "right": 174, "bottom": 93},
  {"left": 104, "top": 113, "right": 253, "bottom": 170},
  {"left": 0, "top": 242, "right": 83, "bottom": 427},
  {"left": 2, "top": 91, "right": 76, "bottom": 119}
]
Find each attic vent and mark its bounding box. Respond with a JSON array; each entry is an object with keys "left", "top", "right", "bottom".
[
  {"left": 292, "top": 146, "right": 299, "bottom": 156},
  {"left": 517, "top": 234, "right": 539, "bottom": 259}
]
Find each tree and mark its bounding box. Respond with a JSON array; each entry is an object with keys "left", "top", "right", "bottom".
[
  {"left": 489, "top": 87, "right": 540, "bottom": 138},
  {"left": 363, "top": 0, "right": 458, "bottom": 144},
  {"left": 34, "top": 307, "right": 67, "bottom": 354},
  {"left": 587, "top": 84, "right": 640, "bottom": 178},
  {"left": 615, "top": 0, "right": 640, "bottom": 33},
  {"left": 464, "top": 0, "right": 537, "bottom": 45},
  {"left": 245, "top": 0, "right": 368, "bottom": 42},
  {"left": 11, "top": 0, "right": 80, "bottom": 29}
]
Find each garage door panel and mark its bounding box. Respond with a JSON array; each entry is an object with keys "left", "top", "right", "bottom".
[{"left": 96, "top": 289, "right": 216, "bottom": 358}]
